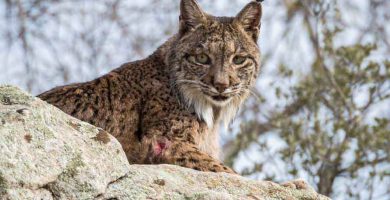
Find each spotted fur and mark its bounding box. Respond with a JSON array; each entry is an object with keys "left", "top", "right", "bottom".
[{"left": 38, "top": 0, "right": 262, "bottom": 173}]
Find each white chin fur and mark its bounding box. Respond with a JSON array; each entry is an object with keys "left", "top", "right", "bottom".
[{"left": 180, "top": 86, "right": 242, "bottom": 129}]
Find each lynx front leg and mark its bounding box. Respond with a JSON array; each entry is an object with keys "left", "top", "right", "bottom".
[{"left": 147, "top": 138, "right": 236, "bottom": 174}]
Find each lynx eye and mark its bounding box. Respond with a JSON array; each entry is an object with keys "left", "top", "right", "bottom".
[
  {"left": 233, "top": 56, "right": 247, "bottom": 65},
  {"left": 188, "top": 54, "right": 211, "bottom": 65}
]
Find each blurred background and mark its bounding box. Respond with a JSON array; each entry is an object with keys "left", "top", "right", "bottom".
[{"left": 1, "top": 0, "right": 389, "bottom": 199}]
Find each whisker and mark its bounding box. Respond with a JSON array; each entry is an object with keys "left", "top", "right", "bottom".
[
  {"left": 176, "top": 79, "right": 208, "bottom": 87},
  {"left": 247, "top": 88, "right": 262, "bottom": 102}
]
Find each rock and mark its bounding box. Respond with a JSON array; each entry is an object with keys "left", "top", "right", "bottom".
[
  {"left": 0, "top": 85, "right": 330, "bottom": 200},
  {"left": 0, "top": 85, "right": 130, "bottom": 200}
]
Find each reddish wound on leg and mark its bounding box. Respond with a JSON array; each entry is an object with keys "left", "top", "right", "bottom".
[{"left": 154, "top": 140, "right": 170, "bottom": 156}]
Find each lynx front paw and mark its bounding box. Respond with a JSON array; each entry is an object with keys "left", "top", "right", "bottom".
[
  {"left": 281, "top": 179, "right": 310, "bottom": 190},
  {"left": 206, "top": 163, "right": 236, "bottom": 174}
]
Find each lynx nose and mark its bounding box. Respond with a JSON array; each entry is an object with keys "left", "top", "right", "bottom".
[
  {"left": 213, "top": 74, "right": 229, "bottom": 93},
  {"left": 214, "top": 82, "right": 229, "bottom": 93}
]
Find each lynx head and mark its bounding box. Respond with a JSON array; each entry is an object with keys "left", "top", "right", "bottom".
[{"left": 166, "top": 0, "right": 262, "bottom": 128}]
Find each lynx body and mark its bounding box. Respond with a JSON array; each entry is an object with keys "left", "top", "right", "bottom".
[{"left": 39, "top": 0, "right": 262, "bottom": 173}]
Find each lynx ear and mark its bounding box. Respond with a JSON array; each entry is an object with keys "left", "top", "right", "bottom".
[
  {"left": 179, "top": 0, "right": 207, "bottom": 33},
  {"left": 235, "top": 1, "right": 262, "bottom": 41}
]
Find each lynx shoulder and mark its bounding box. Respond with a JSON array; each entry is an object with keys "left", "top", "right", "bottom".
[{"left": 38, "top": 0, "right": 262, "bottom": 173}]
